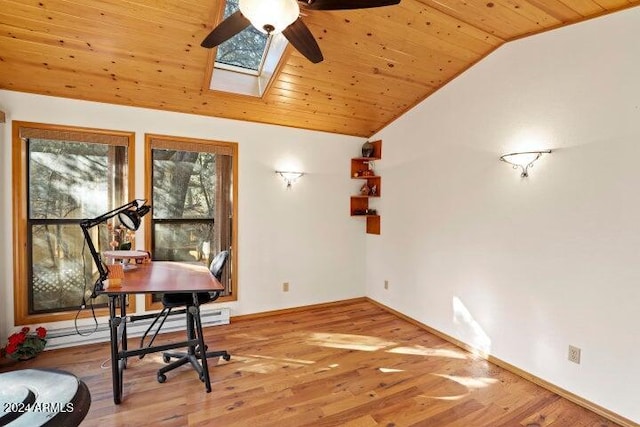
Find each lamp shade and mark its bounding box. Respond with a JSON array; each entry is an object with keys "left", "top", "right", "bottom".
[
  {"left": 276, "top": 170, "right": 304, "bottom": 189},
  {"left": 239, "top": 0, "right": 300, "bottom": 34},
  {"left": 118, "top": 204, "right": 151, "bottom": 230},
  {"left": 499, "top": 150, "right": 551, "bottom": 177},
  {"left": 278, "top": 171, "right": 303, "bottom": 181},
  {"left": 500, "top": 152, "right": 541, "bottom": 168}
]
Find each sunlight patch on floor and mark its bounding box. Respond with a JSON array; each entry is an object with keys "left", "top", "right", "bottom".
[
  {"left": 434, "top": 373, "right": 499, "bottom": 389},
  {"left": 243, "top": 354, "right": 316, "bottom": 365},
  {"left": 387, "top": 345, "right": 468, "bottom": 359},
  {"left": 120, "top": 352, "right": 165, "bottom": 368},
  {"left": 414, "top": 373, "right": 472, "bottom": 401},
  {"left": 418, "top": 394, "right": 467, "bottom": 401},
  {"left": 314, "top": 363, "right": 340, "bottom": 373},
  {"left": 415, "top": 372, "right": 499, "bottom": 401},
  {"left": 305, "top": 332, "right": 396, "bottom": 351},
  {"left": 229, "top": 354, "right": 311, "bottom": 374},
  {"left": 378, "top": 367, "right": 404, "bottom": 373}
]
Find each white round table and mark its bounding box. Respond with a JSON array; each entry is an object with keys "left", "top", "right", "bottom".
[
  {"left": 103, "top": 250, "right": 150, "bottom": 270},
  {"left": 103, "top": 250, "right": 149, "bottom": 262},
  {"left": 0, "top": 369, "right": 90, "bottom": 426}
]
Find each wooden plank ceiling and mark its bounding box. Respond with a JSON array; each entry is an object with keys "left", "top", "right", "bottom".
[{"left": 0, "top": 0, "right": 638, "bottom": 137}]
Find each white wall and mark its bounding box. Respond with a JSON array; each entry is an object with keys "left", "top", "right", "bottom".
[
  {"left": 368, "top": 7, "right": 640, "bottom": 423},
  {"left": 0, "top": 90, "right": 366, "bottom": 338}
]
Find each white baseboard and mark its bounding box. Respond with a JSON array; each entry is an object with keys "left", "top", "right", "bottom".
[{"left": 45, "top": 308, "right": 230, "bottom": 350}]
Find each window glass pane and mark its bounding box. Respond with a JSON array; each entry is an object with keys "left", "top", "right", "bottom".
[
  {"left": 29, "top": 139, "right": 115, "bottom": 219},
  {"left": 27, "top": 138, "right": 126, "bottom": 314},
  {"left": 30, "top": 223, "right": 108, "bottom": 312},
  {"left": 153, "top": 223, "right": 214, "bottom": 262},
  {"left": 215, "top": 0, "right": 269, "bottom": 72},
  {"left": 152, "top": 150, "right": 216, "bottom": 219}
]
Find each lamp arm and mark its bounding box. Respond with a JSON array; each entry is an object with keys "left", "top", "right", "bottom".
[
  {"left": 81, "top": 221, "right": 109, "bottom": 296},
  {"left": 79, "top": 199, "right": 145, "bottom": 296},
  {"left": 79, "top": 200, "right": 138, "bottom": 229}
]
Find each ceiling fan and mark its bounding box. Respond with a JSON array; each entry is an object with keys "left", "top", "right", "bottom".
[{"left": 201, "top": 0, "right": 401, "bottom": 64}]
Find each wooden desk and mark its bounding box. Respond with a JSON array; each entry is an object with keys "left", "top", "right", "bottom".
[{"left": 96, "top": 261, "right": 224, "bottom": 404}]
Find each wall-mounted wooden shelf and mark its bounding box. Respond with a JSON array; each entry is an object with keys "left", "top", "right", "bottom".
[{"left": 350, "top": 140, "right": 382, "bottom": 235}]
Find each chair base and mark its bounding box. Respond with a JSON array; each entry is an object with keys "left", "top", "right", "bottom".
[{"left": 156, "top": 348, "right": 231, "bottom": 384}]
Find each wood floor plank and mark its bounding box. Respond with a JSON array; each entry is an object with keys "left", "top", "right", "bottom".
[{"left": 0, "top": 300, "right": 622, "bottom": 426}]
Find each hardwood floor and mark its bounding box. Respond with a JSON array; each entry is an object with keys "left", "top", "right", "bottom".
[{"left": 1, "top": 300, "right": 621, "bottom": 426}]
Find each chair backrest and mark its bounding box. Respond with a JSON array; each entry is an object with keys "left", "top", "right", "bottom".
[{"left": 209, "top": 250, "right": 229, "bottom": 282}]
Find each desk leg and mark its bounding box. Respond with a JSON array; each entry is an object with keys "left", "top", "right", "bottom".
[
  {"left": 108, "top": 295, "right": 122, "bottom": 404},
  {"left": 119, "top": 294, "right": 128, "bottom": 369},
  {"left": 192, "top": 293, "right": 211, "bottom": 393}
]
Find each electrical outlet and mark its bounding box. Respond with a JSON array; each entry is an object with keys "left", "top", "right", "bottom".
[
  {"left": 384, "top": 280, "right": 389, "bottom": 290},
  {"left": 568, "top": 345, "right": 581, "bottom": 364},
  {"left": 282, "top": 282, "right": 289, "bottom": 292}
]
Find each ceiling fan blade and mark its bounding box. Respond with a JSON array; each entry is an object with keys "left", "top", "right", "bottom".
[
  {"left": 303, "top": 0, "right": 400, "bottom": 10},
  {"left": 282, "top": 18, "right": 324, "bottom": 64},
  {"left": 201, "top": 10, "right": 251, "bottom": 48}
]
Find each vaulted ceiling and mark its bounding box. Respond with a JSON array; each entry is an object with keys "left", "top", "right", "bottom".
[{"left": 1, "top": 0, "right": 638, "bottom": 137}]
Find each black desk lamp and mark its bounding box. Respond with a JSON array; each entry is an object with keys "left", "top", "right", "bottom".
[{"left": 80, "top": 199, "right": 151, "bottom": 297}]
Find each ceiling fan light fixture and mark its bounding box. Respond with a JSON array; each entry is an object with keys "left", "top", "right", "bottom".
[{"left": 239, "top": 0, "right": 300, "bottom": 34}]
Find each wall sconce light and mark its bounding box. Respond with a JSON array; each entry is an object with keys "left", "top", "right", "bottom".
[
  {"left": 276, "top": 171, "right": 304, "bottom": 189},
  {"left": 500, "top": 150, "right": 551, "bottom": 177}
]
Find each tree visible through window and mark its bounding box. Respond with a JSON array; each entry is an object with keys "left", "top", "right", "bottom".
[
  {"left": 13, "top": 122, "right": 135, "bottom": 324},
  {"left": 152, "top": 150, "right": 217, "bottom": 262}
]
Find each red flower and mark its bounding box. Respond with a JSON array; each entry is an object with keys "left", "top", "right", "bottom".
[
  {"left": 21, "top": 327, "right": 30, "bottom": 334},
  {"left": 5, "top": 342, "right": 18, "bottom": 355},
  {"left": 8, "top": 333, "right": 25, "bottom": 345},
  {"left": 36, "top": 327, "right": 47, "bottom": 339}
]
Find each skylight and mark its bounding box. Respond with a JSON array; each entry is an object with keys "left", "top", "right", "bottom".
[
  {"left": 215, "top": 0, "right": 269, "bottom": 75},
  {"left": 210, "top": 0, "right": 289, "bottom": 97}
]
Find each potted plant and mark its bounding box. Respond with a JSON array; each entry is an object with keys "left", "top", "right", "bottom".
[{"left": 3, "top": 326, "right": 47, "bottom": 361}]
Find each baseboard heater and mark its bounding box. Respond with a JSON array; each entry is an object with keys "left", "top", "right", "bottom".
[{"left": 45, "top": 308, "right": 230, "bottom": 350}]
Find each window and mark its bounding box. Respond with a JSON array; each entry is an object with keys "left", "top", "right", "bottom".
[
  {"left": 215, "top": 0, "right": 270, "bottom": 74},
  {"left": 209, "top": 0, "right": 289, "bottom": 97},
  {"left": 12, "top": 122, "right": 135, "bottom": 325},
  {"left": 144, "top": 134, "right": 238, "bottom": 310}
]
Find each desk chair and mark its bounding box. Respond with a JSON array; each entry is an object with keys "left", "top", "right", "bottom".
[{"left": 139, "top": 251, "right": 231, "bottom": 383}]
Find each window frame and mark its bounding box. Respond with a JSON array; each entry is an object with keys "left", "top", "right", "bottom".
[
  {"left": 12, "top": 121, "right": 136, "bottom": 325},
  {"left": 143, "top": 134, "right": 238, "bottom": 311}
]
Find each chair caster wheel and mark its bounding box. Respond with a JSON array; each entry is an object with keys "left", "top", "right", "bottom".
[
  {"left": 199, "top": 373, "right": 205, "bottom": 382},
  {"left": 223, "top": 354, "right": 231, "bottom": 361},
  {"left": 163, "top": 354, "right": 171, "bottom": 363},
  {"left": 157, "top": 374, "right": 166, "bottom": 383}
]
